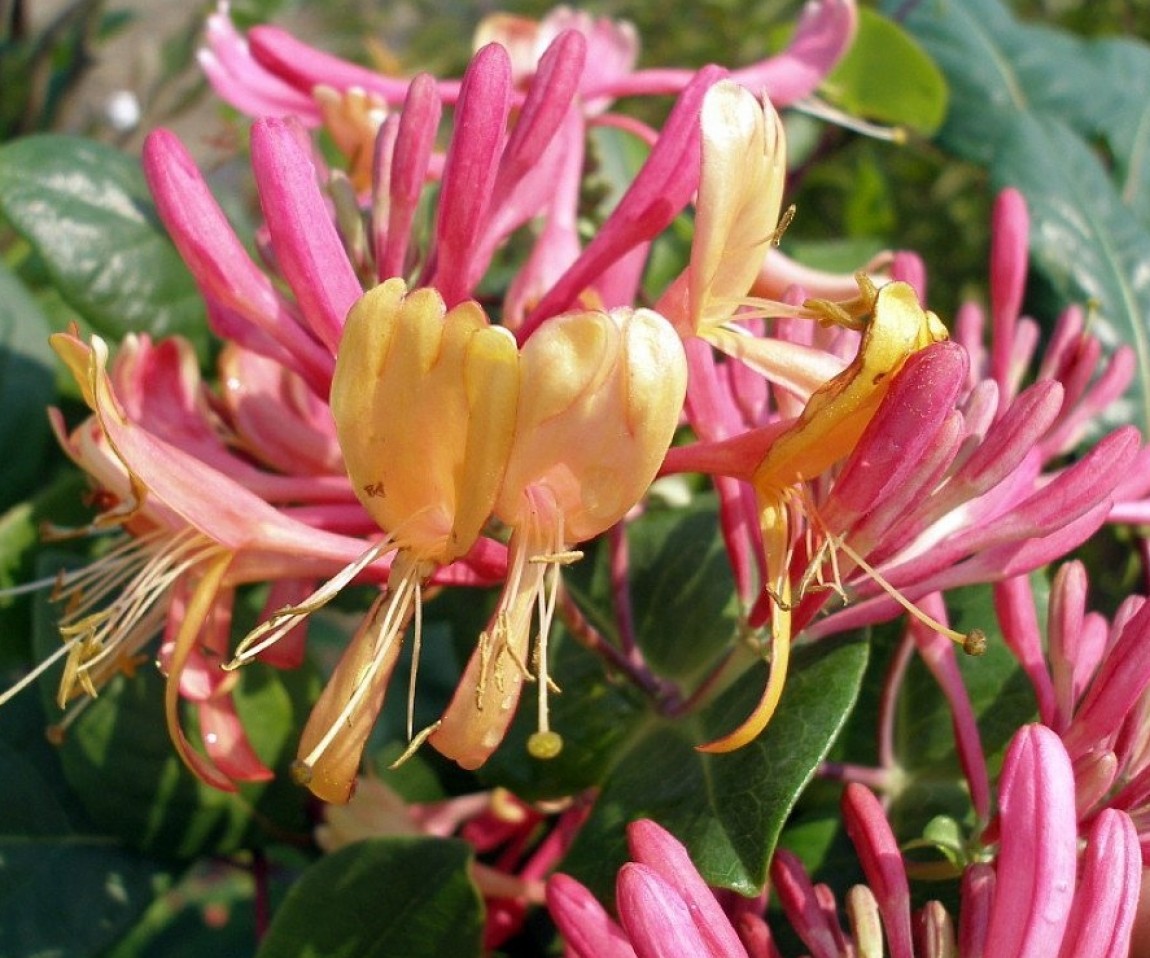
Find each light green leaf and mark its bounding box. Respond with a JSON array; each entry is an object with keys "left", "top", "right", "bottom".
[{"left": 823, "top": 7, "right": 948, "bottom": 135}]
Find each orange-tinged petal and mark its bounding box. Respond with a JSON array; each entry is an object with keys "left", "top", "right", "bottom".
[
  {"left": 696, "top": 502, "right": 792, "bottom": 752},
  {"left": 293, "top": 558, "right": 420, "bottom": 803},
  {"left": 752, "top": 281, "right": 947, "bottom": 494},
  {"left": 164, "top": 551, "right": 237, "bottom": 792},
  {"left": 331, "top": 279, "right": 520, "bottom": 562},
  {"left": 430, "top": 529, "right": 544, "bottom": 770},
  {"left": 704, "top": 283, "right": 945, "bottom": 752},
  {"left": 497, "top": 307, "right": 686, "bottom": 541}
]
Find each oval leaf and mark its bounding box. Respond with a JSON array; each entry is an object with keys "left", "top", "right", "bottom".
[
  {"left": 560, "top": 633, "right": 869, "bottom": 900},
  {"left": 0, "top": 135, "right": 205, "bottom": 344},
  {"left": 823, "top": 7, "right": 948, "bottom": 135}
]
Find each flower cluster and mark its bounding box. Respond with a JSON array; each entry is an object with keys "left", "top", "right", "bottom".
[
  {"left": 5, "top": 1, "right": 1150, "bottom": 954},
  {"left": 549, "top": 726, "right": 1140, "bottom": 958}
]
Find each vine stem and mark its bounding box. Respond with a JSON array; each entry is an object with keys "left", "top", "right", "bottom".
[{"left": 557, "top": 586, "right": 681, "bottom": 710}]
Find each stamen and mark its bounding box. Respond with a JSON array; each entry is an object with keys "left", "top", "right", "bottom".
[
  {"left": 295, "top": 562, "right": 421, "bottom": 774},
  {"left": 829, "top": 531, "right": 985, "bottom": 655},
  {"left": 527, "top": 514, "right": 567, "bottom": 761},
  {"left": 43, "top": 528, "right": 222, "bottom": 707},
  {"left": 0, "top": 641, "right": 73, "bottom": 708},
  {"left": 406, "top": 577, "right": 423, "bottom": 741},
  {"left": 227, "top": 535, "right": 397, "bottom": 669},
  {"left": 388, "top": 720, "right": 442, "bottom": 769}
]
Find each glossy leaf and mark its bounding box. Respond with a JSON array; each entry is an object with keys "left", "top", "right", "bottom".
[
  {"left": 256, "top": 837, "right": 483, "bottom": 958},
  {"left": 823, "top": 7, "right": 947, "bottom": 135},
  {"left": 890, "top": 0, "right": 1150, "bottom": 433},
  {"left": 0, "top": 261, "right": 56, "bottom": 511},
  {"left": 0, "top": 135, "right": 205, "bottom": 346},
  {"left": 561, "top": 633, "right": 869, "bottom": 900},
  {"left": 990, "top": 115, "right": 1150, "bottom": 429}
]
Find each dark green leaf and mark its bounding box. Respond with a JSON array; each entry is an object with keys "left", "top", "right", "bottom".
[
  {"left": 0, "top": 260, "right": 56, "bottom": 511},
  {"left": 256, "top": 838, "right": 483, "bottom": 958},
  {"left": 478, "top": 632, "right": 647, "bottom": 800},
  {"left": 32, "top": 564, "right": 318, "bottom": 859},
  {"left": 570, "top": 500, "right": 740, "bottom": 684},
  {"left": 0, "top": 135, "right": 205, "bottom": 346},
  {"left": 0, "top": 690, "right": 173, "bottom": 958},
  {"left": 889, "top": 583, "right": 1039, "bottom": 835},
  {"left": 561, "top": 633, "right": 869, "bottom": 900}
]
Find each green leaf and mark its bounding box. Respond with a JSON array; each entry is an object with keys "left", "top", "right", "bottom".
[
  {"left": 0, "top": 135, "right": 205, "bottom": 346},
  {"left": 0, "top": 690, "right": 173, "bottom": 958},
  {"left": 478, "top": 632, "right": 647, "bottom": 800},
  {"left": 0, "top": 260, "right": 56, "bottom": 511},
  {"left": 256, "top": 838, "right": 483, "bottom": 958},
  {"left": 890, "top": 0, "right": 1150, "bottom": 434},
  {"left": 822, "top": 8, "right": 947, "bottom": 135},
  {"left": 989, "top": 115, "right": 1150, "bottom": 429},
  {"left": 561, "top": 633, "right": 869, "bottom": 900},
  {"left": 32, "top": 564, "right": 318, "bottom": 859},
  {"left": 575, "top": 500, "right": 740, "bottom": 684}
]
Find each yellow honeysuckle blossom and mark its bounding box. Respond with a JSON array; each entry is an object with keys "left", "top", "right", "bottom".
[
  {"left": 698, "top": 280, "right": 949, "bottom": 752},
  {"left": 230, "top": 279, "right": 520, "bottom": 802},
  {"left": 430, "top": 305, "right": 687, "bottom": 769}
]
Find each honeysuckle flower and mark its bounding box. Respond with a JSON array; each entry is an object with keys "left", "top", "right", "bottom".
[
  {"left": 549, "top": 727, "right": 1140, "bottom": 958},
  {"left": 790, "top": 191, "right": 1142, "bottom": 641},
  {"left": 774, "top": 729, "right": 1139, "bottom": 958},
  {"left": 662, "top": 177, "right": 1141, "bottom": 751},
  {"left": 143, "top": 122, "right": 352, "bottom": 394},
  {"left": 11, "top": 331, "right": 447, "bottom": 791},
  {"left": 430, "top": 305, "right": 687, "bottom": 769},
  {"left": 198, "top": 3, "right": 857, "bottom": 337},
  {"left": 200, "top": 1, "right": 855, "bottom": 128},
  {"left": 548, "top": 818, "right": 751, "bottom": 958},
  {"left": 232, "top": 278, "right": 519, "bottom": 803},
  {"left": 662, "top": 276, "right": 951, "bottom": 752}
]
